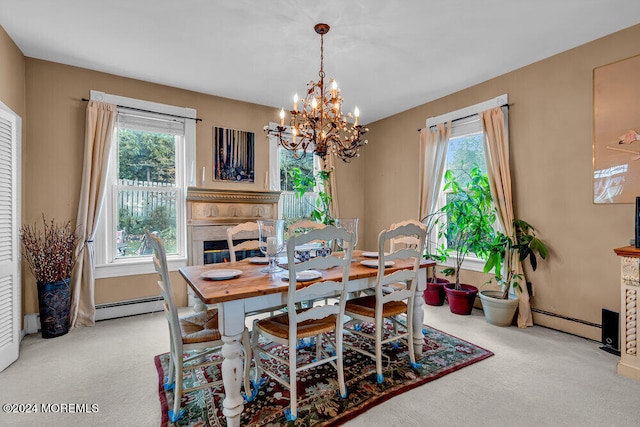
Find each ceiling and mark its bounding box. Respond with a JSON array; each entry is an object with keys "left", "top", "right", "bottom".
[{"left": 1, "top": 0, "right": 639, "bottom": 123}]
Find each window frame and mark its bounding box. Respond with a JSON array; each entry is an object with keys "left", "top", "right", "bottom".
[
  {"left": 427, "top": 94, "right": 508, "bottom": 273},
  {"left": 91, "top": 90, "right": 195, "bottom": 278},
  {"left": 267, "top": 123, "right": 323, "bottom": 220}
]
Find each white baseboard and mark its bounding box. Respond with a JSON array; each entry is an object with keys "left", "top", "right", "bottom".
[{"left": 23, "top": 297, "right": 164, "bottom": 335}]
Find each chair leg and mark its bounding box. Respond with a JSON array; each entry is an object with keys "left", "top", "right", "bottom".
[
  {"left": 406, "top": 308, "right": 419, "bottom": 369},
  {"left": 285, "top": 340, "right": 298, "bottom": 421},
  {"left": 375, "top": 316, "right": 384, "bottom": 384},
  {"left": 170, "top": 359, "right": 184, "bottom": 422},
  {"left": 241, "top": 329, "right": 255, "bottom": 401},
  {"left": 336, "top": 325, "right": 347, "bottom": 399},
  {"left": 250, "top": 324, "right": 263, "bottom": 383}
]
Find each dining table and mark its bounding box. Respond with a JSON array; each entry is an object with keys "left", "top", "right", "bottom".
[{"left": 178, "top": 249, "right": 435, "bottom": 427}]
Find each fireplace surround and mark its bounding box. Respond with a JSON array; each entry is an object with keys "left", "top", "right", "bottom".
[{"left": 186, "top": 187, "right": 281, "bottom": 266}]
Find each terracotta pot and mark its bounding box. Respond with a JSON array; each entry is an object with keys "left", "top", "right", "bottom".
[
  {"left": 423, "top": 278, "right": 449, "bottom": 306},
  {"left": 443, "top": 283, "right": 478, "bottom": 315}
]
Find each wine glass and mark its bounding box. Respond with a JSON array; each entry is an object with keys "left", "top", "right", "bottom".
[
  {"left": 257, "top": 219, "right": 286, "bottom": 273},
  {"left": 335, "top": 217, "right": 358, "bottom": 257}
]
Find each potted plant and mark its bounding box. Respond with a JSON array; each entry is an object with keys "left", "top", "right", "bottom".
[
  {"left": 480, "top": 218, "right": 549, "bottom": 326},
  {"left": 20, "top": 215, "right": 78, "bottom": 338},
  {"left": 421, "top": 211, "right": 449, "bottom": 306},
  {"left": 438, "top": 166, "right": 496, "bottom": 315}
]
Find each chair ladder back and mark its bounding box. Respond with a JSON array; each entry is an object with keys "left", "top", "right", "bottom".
[
  {"left": 286, "top": 225, "right": 354, "bottom": 330},
  {"left": 226, "top": 221, "right": 260, "bottom": 262}
]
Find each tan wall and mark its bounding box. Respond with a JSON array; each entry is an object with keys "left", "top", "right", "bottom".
[
  {"left": 0, "top": 25, "right": 26, "bottom": 117},
  {"left": 364, "top": 23, "right": 640, "bottom": 340},
  {"left": 21, "top": 59, "right": 365, "bottom": 313}
]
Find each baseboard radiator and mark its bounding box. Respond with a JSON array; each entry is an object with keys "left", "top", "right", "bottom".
[{"left": 23, "top": 296, "right": 164, "bottom": 335}]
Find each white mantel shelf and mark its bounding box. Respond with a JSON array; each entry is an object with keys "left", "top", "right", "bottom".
[{"left": 186, "top": 188, "right": 280, "bottom": 265}]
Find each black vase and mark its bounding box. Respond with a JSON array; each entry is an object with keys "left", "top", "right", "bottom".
[{"left": 37, "top": 278, "right": 71, "bottom": 338}]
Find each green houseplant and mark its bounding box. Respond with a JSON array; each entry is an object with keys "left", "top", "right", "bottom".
[
  {"left": 480, "top": 218, "right": 549, "bottom": 326},
  {"left": 437, "top": 165, "right": 497, "bottom": 314},
  {"left": 20, "top": 216, "right": 78, "bottom": 338},
  {"left": 289, "top": 166, "right": 334, "bottom": 225}
]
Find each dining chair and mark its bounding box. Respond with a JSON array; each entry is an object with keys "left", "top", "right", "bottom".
[
  {"left": 250, "top": 225, "right": 354, "bottom": 421},
  {"left": 287, "top": 219, "right": 325, "bottom": 235},
  {"left": 384, "top": 219, "right": 427, "bottom": 294},
  {"left": 146, "top": 230, "right": 252, "bottom": 422},
  {"left": 226, "top": 221, "right": 260, "bottom": 262},
  {"left": 343, "top": 222, "right": 426, "bottom": 384}
]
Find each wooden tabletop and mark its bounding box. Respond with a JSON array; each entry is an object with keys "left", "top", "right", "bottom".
[
  {"left": 614, "top": 246, "right": 640, "bottom": 258},
  {"left": 179, "top": 250, "right": 435, "bottom": 304}
]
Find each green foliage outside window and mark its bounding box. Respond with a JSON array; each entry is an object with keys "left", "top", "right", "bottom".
[{"left": 116, "top": 128, "right": 178, "bottom": 255}]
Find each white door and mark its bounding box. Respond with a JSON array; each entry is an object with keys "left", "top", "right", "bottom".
[{"left": 0, "top": 105, "right": 20, "bottom": 373}]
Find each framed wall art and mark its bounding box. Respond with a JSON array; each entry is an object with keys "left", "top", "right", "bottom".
[
  {"left": 213, "top": 126, "right": 255, "bottom": 182},
  {"left": 593, "top": 54, "right": 640, "bottom": 204}
]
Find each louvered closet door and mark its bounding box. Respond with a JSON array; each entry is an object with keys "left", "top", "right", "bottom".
[{"left": 0, "top": 107, "right": 19, "bottom": 373}]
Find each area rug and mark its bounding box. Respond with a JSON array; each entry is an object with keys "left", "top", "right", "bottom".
[{"left": 155, "top": 324, "right": 493, "bottom": 426}]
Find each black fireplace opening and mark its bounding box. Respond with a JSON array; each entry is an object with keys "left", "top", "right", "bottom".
[{"left": 203, "top": 238, "right": 262, "bottom": 264}]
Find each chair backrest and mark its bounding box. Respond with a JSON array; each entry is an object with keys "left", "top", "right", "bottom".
[
  {"left": 376, "top": 222, "right": 427, "bottom": 304},
  {"left": 288, "top": 219, "right": 325, "bottom": 235},
  {"left": 288, "top": 219, "right": 327, "bottom": 247},
  {"left": 226, "top": 221, "right": 260, "bottom": 262},
  {"left": 389, "top": 219, "right": 425, "bottom": 252},
  {"left": 285, "top": 226, "right": 354, "bottom": 335},
  {"left": 146, "top": 230, "right": 183, "bottom": 349}
]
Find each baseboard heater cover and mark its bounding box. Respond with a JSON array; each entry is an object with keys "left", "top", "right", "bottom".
[{"left": 23, "top": 296, "right": 164, "bottom": 335}]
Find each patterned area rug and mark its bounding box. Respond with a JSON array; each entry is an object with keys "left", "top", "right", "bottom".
[{"left": 155, "top": 324, "right": 493, "bottom": 426}]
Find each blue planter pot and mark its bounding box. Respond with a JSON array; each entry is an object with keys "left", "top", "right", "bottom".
[{"left": 37, "top": 278, "right": 71, "bottom": 338}]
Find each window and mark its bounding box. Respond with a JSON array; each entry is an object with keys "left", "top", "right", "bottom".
[
  {"left": 428, "top": 95, "right": 508, "bottom": 272},
  {"left": 93, "top": 91, "right": 195, "bottom": 278},
  {"left": 268, "top": 125, "right": 322, "bottom": 220}
]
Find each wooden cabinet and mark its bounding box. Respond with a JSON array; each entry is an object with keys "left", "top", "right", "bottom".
[{"left": 613, "top": 246, "right": 640, "bottom": 381}]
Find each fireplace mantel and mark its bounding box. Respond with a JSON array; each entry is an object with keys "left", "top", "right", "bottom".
[{"left": 186, "top": 187, "right": 280, "bottom": 265}]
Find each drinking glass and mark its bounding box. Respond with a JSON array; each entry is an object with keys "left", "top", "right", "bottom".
[
  {"left": 335, "top": 217, "right": 358, "bottom": 257},
  {"left": 257, "top": 219, "right": 286, "bottom": 273}
]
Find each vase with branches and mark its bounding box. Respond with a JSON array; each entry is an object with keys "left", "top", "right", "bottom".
[{"left": 20, "top": 215, "right": 78, "bottom": 337}]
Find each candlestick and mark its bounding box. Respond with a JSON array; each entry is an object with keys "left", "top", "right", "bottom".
[
  {"left": 279, "top": 109, "right": 285, "bottom": 127},
  {"left": 201, "top": 166, "right": 205, "bottom": 186},
  {"left": 293, "top": 94, "right": 299, "bottom": 112},
  {"left": 354, "top": 107, "right": 360, "bottom": 126}
]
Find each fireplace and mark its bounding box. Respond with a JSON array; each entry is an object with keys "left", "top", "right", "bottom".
[
  {"left": 203, "top": 238, "right": 262, "bottom": 264},
  {"left": 186, "top": 187, "right": 281, "bottom": 266}
]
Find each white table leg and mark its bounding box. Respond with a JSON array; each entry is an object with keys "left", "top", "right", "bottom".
[
  {"left": 413, "top": 269, "right": 427, "bottom": 358},
  {"left": 219, "top": 301, "right": 246, "bottom": 427}
]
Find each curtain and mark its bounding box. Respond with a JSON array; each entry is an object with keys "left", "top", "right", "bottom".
[
  {"left": 70, "top": 101, "right": 117, "bottom": 327},
  {"left": 418, "top": 123, "right": 451, "bottom": 221},
  {"left": 319, "top": 155, "right": 340, "bottom": 220},
  {"left": 481, "top": 106, "right": 533, "bottom": 328}
]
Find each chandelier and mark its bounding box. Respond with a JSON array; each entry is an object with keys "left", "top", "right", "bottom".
[{"left": 269, "top": 23, "right": 368, "bottom": 162}]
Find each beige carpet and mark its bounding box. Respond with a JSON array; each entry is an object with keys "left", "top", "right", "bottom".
[{"left": 1, "top": 304, "right": 639, "bottom": 426}]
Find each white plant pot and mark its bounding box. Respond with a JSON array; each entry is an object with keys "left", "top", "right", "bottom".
[{"left": 479, "top": 290, "right": 518, "bottom": 327}]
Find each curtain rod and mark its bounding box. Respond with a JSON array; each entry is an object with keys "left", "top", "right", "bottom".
[
  {"left": 417, "top": 103, "right": 510, "bottom": 132},
  {"left": 81, "top": 98, "right": 202, "bottom": 122}
]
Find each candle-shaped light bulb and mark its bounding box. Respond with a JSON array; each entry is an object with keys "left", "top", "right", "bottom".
[
  {"left": 291, "top": 127, "right": 297, "bottom": 145},
  {"left": 311, "top": 97, "right": 318, "bottom": 109},
  {"left": 279, "top": 108, "right": 285, "bottom": 127},
  {"left": 331, "top": 80, "right": 337, "bottom": 98},
  {"left": 293, "top": 93, "right": 299, "bottom": 112},
  {"left": 354, "top": 107, "right": 360, "bottom": 126}
]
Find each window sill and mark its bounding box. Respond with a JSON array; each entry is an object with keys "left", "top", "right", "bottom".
[
  {"left": 440, "top": 255, "right": 486, "bottom": 273},
  {"left": 95, "top": 256, "right": 188, "bottom": 279}
]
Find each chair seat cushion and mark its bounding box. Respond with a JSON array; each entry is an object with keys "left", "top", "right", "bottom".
[
  {"left": 345, "top": 295, "right": 407, "bottom": 318},
  {"left": 256, "top": 310, "right": 337, "bottom": 340},
  {"left": 179, "top": 309, "right": 222, "bottom": 344}
]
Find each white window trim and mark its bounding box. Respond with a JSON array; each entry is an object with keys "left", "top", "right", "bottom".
[
  {"left": 427, "top": 94, "right": 508, "bottom": 274},
  {"left": 267, "top": 122, "right": 322, "bottom": 219},
  {"left": 91, "top": 90, "right": 195, "bottom": 278}
]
